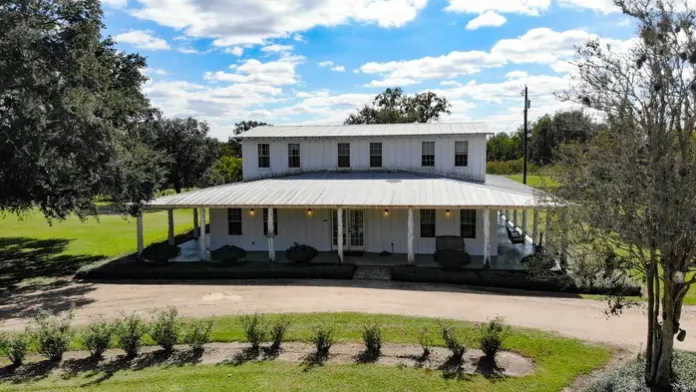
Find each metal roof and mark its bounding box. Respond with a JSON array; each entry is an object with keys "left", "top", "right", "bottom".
[
  {"left": 148, "top": 172, "right": 549, "bottom": 209},
  {"left": 237, "top": 122, "right": 493, "bottom": 139}
]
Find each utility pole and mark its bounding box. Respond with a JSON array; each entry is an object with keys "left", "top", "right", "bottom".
[{"left": 522, "top": 85, "right": 530, "bottom": 185}]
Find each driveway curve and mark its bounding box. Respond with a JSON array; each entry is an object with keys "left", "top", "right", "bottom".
[{"left": 2, "top": 279, "right": 694, "bottom": 351}]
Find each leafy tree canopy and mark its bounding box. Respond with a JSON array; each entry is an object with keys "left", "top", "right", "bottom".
[
  {"left": 344, "top": 88, "right": 451, "bottom": 124},
  {"left": 0, "top": 0, "right": 162, "bottom": 220},
  {"left": 224, "top": 121, "right": 271, "bottom": 158}
]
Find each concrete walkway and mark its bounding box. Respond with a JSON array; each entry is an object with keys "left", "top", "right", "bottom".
[{"left": 1, "top": 280, "right": 694, "bottom": 351}]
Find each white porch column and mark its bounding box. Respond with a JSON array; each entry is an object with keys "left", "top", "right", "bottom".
[
  {"left": 267, "top": 207, "right": 276, "bottom": 262},
  {"left": 193, "top": 209, "right": 200, "bottom": 239},
  {"left": 545, "top": 208, "right": 552, "bottom": 247},
  {"left": 532, "top": 209, "right": 539, "bottom": 246},
  {"left": 199, "top": 207, "right": 209, "bottom": 260},
  {"left": 505, "top": 209, "right": 510, "bottom": 222},
  {"left": 337, "top": 208, "right": 344, "bottom": 263},
  {"left": 483, "top": 209, "right": 491, "bottom": 268},
  {"left": 513, "top": 209, "right": 518, "bottom": 227},
  {"left": 407, "top": 208, "right": 415, "bottom": 264},
  {"left": 167, "top": 209, "right": 175, "bottom": 246},
  {"left": 136, "top": 213, "right": 144, "bottom": 257},
  {"left": 522, "top": 210, "right": 528, "bottom": 236}
]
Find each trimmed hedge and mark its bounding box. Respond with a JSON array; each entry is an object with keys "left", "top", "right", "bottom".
[
  {"left": 286, "top": 243, "right": 319, "bottom": 263},
  {"left": 433, "top": 249, "right": 472, "bottom": 270},
  {"left": 76, "top": 261, "right": 356, "bottom": 281},
  {"left": 141, "top": 243, "right": 181, "bottom": 264},
  {"left": 211, "top": 245, "right": 247, "bottom": 263},
  {"left": 391, "top": 266, "right": 642, "bottom": 296}
]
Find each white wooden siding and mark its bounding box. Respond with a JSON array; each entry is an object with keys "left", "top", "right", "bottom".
[
  {"left": 209, "top": 208, "right": 498, "bottom": 256},
  {"left": 241, "top": 135, "right": 487, "bottom": 181}
]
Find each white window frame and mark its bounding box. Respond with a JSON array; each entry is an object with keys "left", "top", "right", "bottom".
[
  {"left": 455, "top": 141, "right": 468, "bottom": 167},
  {"left": 422, "top": 141, "right": 435, "bottom": 167}
]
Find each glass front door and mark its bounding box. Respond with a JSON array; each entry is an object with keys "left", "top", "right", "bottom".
[{"left": 332, "top": 210, "right": 365, "bottom": 251}]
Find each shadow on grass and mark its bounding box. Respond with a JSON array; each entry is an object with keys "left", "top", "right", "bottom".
[
  {"left": 438, "top": 355, "right": 472, "bottom": 381},
  {"left": 475, "top": 356, "right": 506, "bottom": 381},
  {"left": 0, "top": 237, "right": 106, "bottom": 290},
  {"left": 301, "top": 351, "right": 330, "bottom": 372},
  {"left": 355, "top": 349, "right": 380, "bottom": 364},
  {"left": 223, "top": 347, "right": 261, "bottom": 366},
  {"left": 0, "top": 349, "right": 205, "bottom": 388}
]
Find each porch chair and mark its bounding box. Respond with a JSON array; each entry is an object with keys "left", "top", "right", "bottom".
[{"left": 506, "top": 226, "right": 525, "bottom": 244}]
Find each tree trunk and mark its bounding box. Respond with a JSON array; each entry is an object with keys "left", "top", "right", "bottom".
[
  {"left": 645, "top": 264, "right": 655, "bottom": 383},
  {"left": 652, "top": 277, "right": 676, "bottom": 390},
  {"left": 175, "top": 182, "right": 182, "bottom": 194}
]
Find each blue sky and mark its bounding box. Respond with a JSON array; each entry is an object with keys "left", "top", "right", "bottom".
[{"left": 102, "top": 0, "right": 635, "bottom": 140}]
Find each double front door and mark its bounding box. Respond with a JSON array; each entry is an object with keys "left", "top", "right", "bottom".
[{"left": 331, "top": 210, "right": 364, "bottom": 251}]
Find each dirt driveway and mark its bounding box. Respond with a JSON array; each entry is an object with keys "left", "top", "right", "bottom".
[{"left": 2, "top": 279, "right": 695, "bottom": 351}]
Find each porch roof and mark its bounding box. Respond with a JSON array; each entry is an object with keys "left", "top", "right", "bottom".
[{"left": 147, "top": 171, "right": 552, "bottom": 210}]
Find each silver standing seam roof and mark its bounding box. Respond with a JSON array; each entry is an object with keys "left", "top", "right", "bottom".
[
  {"left": 148, "top": 172, "right": 547, "bottom": 209},
  {"left": 237, "top": 122, "right": 492, "bottom": 139}
]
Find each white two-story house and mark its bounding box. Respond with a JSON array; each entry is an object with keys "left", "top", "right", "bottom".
[{"left": 147, "top": 123, "right": 550, "bottom": 267}]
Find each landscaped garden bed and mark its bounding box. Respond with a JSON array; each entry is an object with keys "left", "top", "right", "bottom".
[
  {"left": 76, "top": 260, "right": 356, "bottom": 281},
  {"left": 391, "top": 266, "right": 642, "bottom": 296},
  {"left": 0, "top": 312, "right": 614, "bottom": 392}
]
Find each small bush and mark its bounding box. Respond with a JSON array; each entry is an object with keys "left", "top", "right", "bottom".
[
  {"left": 361, "top": 324, "right": 383, "bottom": 356},
  {"left": 479, "top": 317, "right": 508, "bottom": 360},
  {"left": 151, "top": 307, "right": 182, "bottom": 352},
  {"left": 83, "top": 319, "right": 116, "bottom": 359},
  {"left": 418, "top": 328, "right": 433, "bottom": 358},
  {"left": 441, "top": 323, "right": 466, "bottom": 361},
  {"left": 142, "top": 243, "right": 180, "bottom": 264},
  {"left": 241, "top": 314, "right": 267, "bottom": 350},
  {"left": 183, "top": 319, "right": 214, "bottom": 351},
  {"left": 116, "top": 313, "right": 147, "bottom": 358},
  {"left": 285, "top": 243, "right": 319, "bottom": 263},
  {"left": 32, "top": 309, "right": 75, "bottom": 362},
  {"left": 433, "top": 249, "right": 472, "bottom": 271},
  {"left": 312, "top": 327, "right": 334, "bottom": 357},
  {"left": 211, "top": 245, "right": 247, "bottom": 263},
  {"left": 269, "top": 318, "right": 291, "bottom": 351},
  {"left": 0, "top": 333, "right": 31, "bottom": 366}
]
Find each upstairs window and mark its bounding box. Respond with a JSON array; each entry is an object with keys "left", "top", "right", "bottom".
[
  {"left": 263, "top": 208, "right": 278, "bottom": 235},
  {"left": 338, "top": 143, "right": 350, "bottom": 168},
  {"left": 422, "top": 141, "right": 435, "bottom": 167},
  {"left": 370, "top": 142, "right": 382, "bottom": 168},
  {"left": 455, "top": 141, "right": 468, "bottom": 167},
  {"left": 460, "top": 209, "right": 477, "bottom": 239},
  {"left": 227, "top": 208, "right": 242, "bottom": 235},
  {"left": 420, "top": 209, "right": 436, "bottom": 238},
  {"left": 288, "top": 143, "right": 300, "bottom": 168},
  {"left": 258, "top": 144, "right": 270, "bottom": 168}
]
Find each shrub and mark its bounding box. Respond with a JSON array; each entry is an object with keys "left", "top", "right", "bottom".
[
  {"left": 32, "top": 309, "right": 75, "bottom": 362},
  {"left": 361, "top": 324, "right": 383, "bottom": 356},
  {"left": 433, "top": 249, "right": 472, "bottom": 271},
  {"left": 211, "top": 245, "right": 247, "bottom": 263},
  {"left": 83, "top": 319, "right": 116, "bottom": 359},
  {"left": 241, "top": 314, "right": 267, "bottom": 350},
  {"left": 0, "top": 333, "right": 30, "bottom": 366},
  {"left": 269, "top": 318, "right": 291, "bottom": 351},
  {"left": 142, "top": 243, "right": 180, "bottom": 264},
  {"left": 285, "top": 243, "right": 319, "bottom": 263},
  {"left": 312, "top": 327, "right": 334, "bottom": 357},
  {"left": 151, "top": 307, "right": 182, "bottom": 352},
  {"left": 479, "top": 317, "right": 508, "bottom": 360},
  {"left": 417, "top": 327, "right": 433, "bottom": 358},
  {"left": 116, "top": 313, "right": 147, "bottom": 358},
  {"left": 183, "top": 319, "right": 214, "bottom": 351},
  {"left": 440, "top": 323, "right": 466, "bottom": 361}
]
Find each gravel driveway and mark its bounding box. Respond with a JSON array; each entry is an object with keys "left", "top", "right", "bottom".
[{"left": 2, "top": 279, "right": 694, "bottom": 351}]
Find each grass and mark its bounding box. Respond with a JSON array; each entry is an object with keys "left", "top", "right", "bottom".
[
  {"left": 505, "top": 174, "right": 559, "bottom": 189},
  {"left": 1, "top": 313, "right": 614, "bottom": 392},
  {"left": 0, "top": 207, "right": 195, "bottom": 289}
]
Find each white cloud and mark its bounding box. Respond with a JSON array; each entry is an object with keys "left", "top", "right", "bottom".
[
  {"left": 359, "top": 28, "right": 617, "bottom": 86},
  {"left": 466, "top": 11, "right": 507, "bottom": 30},
  {"left": 144, "top": 67, "right": 168, "bottom": 75},
  {"left": 504, "top": 71, "right": 528, "bottom": 79},
  {"left": 114, "top": 30, "right": 170, "bottom": 50},
  {"left": 445, "top": 0, "right": 551, "bottom": 16},
  {"left": 293, "top": 34, "right": 305, "bottom": 42},
  {"left": 557, "top": 0, "right": 619, "bottom": 13},
  {"left": 226, "top": 46, "right": 244, "bottom": 56},
  {"left": 440, "top": 80, "right": 460, "bottom": 86},
  {"left": 102, "top": 0, "right": 128, "bottom": 7},
  {"left": 550, "top": 61, "right": 576, "bottom": 73},
  {"left": 364, "top": 77, "right": 419, "bottom": 87},
  {"left": 131, "top": 0, "right": 428, "bottom": 46},
  {"left": 261, "top": 44, "right": 294, "bottom": 53},
  {"left": 318, "top": 61, "right": 334, "bottom": 67},
  {"left": 330, "top": 65, "right": 346, "bottom": 72},
  {"left": 204, "top": 58, "right": 300, "bottom": 86}
]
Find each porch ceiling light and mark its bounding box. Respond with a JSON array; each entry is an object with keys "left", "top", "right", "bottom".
[
  {"left": 446, "top": 209, "right": 451, "bottom": 217},
  {"left": 384, "top": 209, "right": 389, "bottom": 217},
  {"left": 307, "top": 208, "right": 313, "bottom": 216},
  {"left": 250, "top": 208, "right": 255, "bottom": 216}
]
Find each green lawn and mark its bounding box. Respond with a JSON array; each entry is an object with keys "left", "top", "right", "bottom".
[
  {"left": 1, "top": 313, "right": 614, "bottom": 392},
  {"left": 0, "top": 208, "right": 194, "bottom": 288},
  {"left": 505, "top": 174, "right": 559, "bottom": 189}
]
